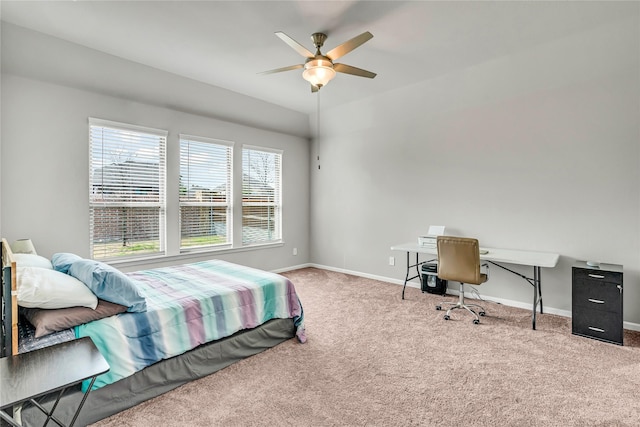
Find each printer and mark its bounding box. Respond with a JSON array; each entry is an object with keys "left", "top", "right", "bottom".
[{"left": 418, "top": 225, "right": 446, "bottom": 248}]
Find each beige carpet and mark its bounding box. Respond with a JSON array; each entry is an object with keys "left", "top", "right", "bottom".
[{"left": 92, "top": 267, "right": 640, "bottom": 426}]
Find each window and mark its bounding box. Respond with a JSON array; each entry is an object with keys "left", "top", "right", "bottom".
[
  {"left": 242, "top": 146, "right": 282, "bottom": 245},
  {"left": 179, "top": 135, "right": 233, "bottom": 250},
  {"left": 89, "top": 118, "right": 167, "bottom": 260}
]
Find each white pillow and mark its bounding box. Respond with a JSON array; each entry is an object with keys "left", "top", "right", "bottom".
[
  {"left": 17, "top": 267, "right": 98, "bottom": 310},
  {"left": 13, "top": 253, "right": 54, "bottom": 270}
]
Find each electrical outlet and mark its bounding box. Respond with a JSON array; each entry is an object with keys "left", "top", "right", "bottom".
[
  {"left": 389, "top": 256, "right": 395, "bottom": 266},
  {"left": 293, "top": 247, "right": 298, "bottom": 256}
]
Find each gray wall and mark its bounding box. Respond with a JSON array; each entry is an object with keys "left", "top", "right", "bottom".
[
  {"left": 310, "top": 14, "right": 640, "bottom": 324},
  {"left": 1, "top": 27, "right": 311, "bottom": 273},
  {"left": 2, "top": 11, "right": 639, "bottom": 326}
]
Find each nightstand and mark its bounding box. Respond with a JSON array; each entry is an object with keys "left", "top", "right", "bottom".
[
  {"left": 0, "top": 337, "right": 109, "bottom": 427},
  {"left": 572, "top": 262, "right": 623, "bottom": 345}
]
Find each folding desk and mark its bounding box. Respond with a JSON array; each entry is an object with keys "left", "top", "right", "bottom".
[
  {"left": 391, "top": 242, "right": 560, "bottom": 330},
  {"left": 0, "top": 337, "right": 109, "bottom": 427}
]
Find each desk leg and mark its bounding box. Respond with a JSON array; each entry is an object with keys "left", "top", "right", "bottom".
[
  {"left": 414, "top": 253, "right": 421, "bottom": 291},
  {"left": 0, "top": 411, "right": 21, "bottom": 427},
  {"left": 69, "top": 376, "right": 97, "bottom": 427},
  {"left": 537, "top": 266, "right": 543, "bottom": 314},
  {"left": 532, "top": 266, "right": 543, "bottom": 330},
  {"left": 401, "top": 252, "right": 410, "bottom": 299},
  {"left": 26, "top": 375, "right": 96, "bottom": 427},
  {"left": 29, "top": 389, "right": 67, "bottom": 427},
  {"left": 487, "top": 261, "right": 543, "bottom": 330},
  {"left": 401, "top": 252, "right": 421, "bottom": 300}
]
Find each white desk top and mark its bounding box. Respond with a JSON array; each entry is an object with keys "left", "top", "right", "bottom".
[{"left": 391, "top": 242, "right": 559, "bottom": 268}]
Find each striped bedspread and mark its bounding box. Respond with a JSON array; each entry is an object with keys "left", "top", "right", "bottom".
[{"left": 75, "top": 260, "right": 305, "bottom": 391}]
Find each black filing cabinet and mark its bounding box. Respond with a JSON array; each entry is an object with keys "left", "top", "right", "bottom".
[{"left": 572, "top": 262, "right": 623, "bottom": 345}]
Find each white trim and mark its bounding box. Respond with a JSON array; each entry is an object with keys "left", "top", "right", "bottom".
[
  {"left": 242, "top": 144, "right": 283, "bottom": 155},
  {"left": 109, "top": 242, "right": 284, "bottom": 269},
  {"left": 303, "top": 264, "right": 640, "bottom": 333},
  {"left": 272, "top": 263, "right": 312, "bottom": 274},
  {"left": 89, "top": 117, "right": 168, "bottom": 137},
  {"left": 623, "top": 320, "right": 640, "bottom": 332},
  {"left": 179, "top": 133, "right": 235, "bottom": 147}
]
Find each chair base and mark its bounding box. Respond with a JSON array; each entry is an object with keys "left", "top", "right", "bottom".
[{"left": 435, "top": 283, "right": 485, "bottom": 324}]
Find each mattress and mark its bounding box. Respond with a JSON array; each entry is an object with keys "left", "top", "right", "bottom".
[{"left": 75, "top": 259, "right": 305, "bottom": 391}]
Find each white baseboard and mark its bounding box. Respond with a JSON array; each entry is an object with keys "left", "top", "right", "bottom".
[
  {"left": 273, "top": 262, "right": 312, "bottom": 274},
  {"left": 303, "top": 263, "right": 640, "bottom": 333}
]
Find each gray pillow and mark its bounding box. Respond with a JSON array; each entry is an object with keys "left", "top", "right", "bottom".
[{"left": 22, "top": 299, "right": 127, "bottom": 338}]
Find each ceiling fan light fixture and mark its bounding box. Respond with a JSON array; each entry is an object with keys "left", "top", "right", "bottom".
[{"left": 302, "top": 58, "right": 336, "bottom": 88}]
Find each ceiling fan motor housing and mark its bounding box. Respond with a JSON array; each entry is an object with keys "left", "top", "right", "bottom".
[{"left": 311, "top": 33, "right": 328, "bottom": 50}]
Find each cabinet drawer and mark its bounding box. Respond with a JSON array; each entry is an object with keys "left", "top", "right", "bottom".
[
  {"left": 572, "top": 267, "right": 622, "bottom": 284},
  {"left": 572, "top": 279, "right": 622, "bottom": 312},
  {"left": 572, "top": 306, "right": 623, "bottom": 345}
]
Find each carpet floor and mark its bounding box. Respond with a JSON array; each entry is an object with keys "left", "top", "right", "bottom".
[{"left": 92, "top": 267, "right": 640, "bottom": 426}]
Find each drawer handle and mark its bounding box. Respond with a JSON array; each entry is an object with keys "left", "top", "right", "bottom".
[
  {"left": 588, "top": 326, "right": 605, "bottom": 333},
  {"left": 588, "top": 274, "right": 605, "bottom": 279},
  {"left": 588, "top": 298, "right": 605, "bottom": 304}
]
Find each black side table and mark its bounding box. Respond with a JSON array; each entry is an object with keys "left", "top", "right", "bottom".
[{"left": 0, "top": 337, "right": 109, "bottom": 427}]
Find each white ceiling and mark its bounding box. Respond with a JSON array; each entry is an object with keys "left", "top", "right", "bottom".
[{"left": 0, "top": 1, "right": 632, "bottom": 115}]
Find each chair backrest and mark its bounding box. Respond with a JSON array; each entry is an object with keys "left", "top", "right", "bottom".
[{"left": 436, "top": 236, "right": 483, "bottom": 285}]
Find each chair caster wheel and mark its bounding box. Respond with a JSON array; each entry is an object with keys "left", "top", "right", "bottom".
[
  {"left": 443, "top": 315, "right": 450, "bottom": 320},
  {"left": 435, "top": 305, "right": 441, "bottom": 311},
  {"left": 479, "top": 311, "right": 486, "bottom": 317},
  {"left": 473, "top": 319, "right": 480, "bottom": 324}
]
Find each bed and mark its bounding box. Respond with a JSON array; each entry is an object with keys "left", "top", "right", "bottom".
[{"left": 1, "top": 238, "right": 305, "bottom": 426}]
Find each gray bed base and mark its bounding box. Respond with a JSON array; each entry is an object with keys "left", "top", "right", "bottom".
[{"left": 20, "top": 317, "right": 295, "bottom": 426}]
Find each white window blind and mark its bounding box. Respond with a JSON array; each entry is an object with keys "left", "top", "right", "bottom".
[
  {"left": 242, "top": 146, "right": 282, "bottom": 245},
  {"left": 89, "top": 118, "right": 167, "bottom": 260},
  {"left": 179, "top": 135, "right": 233, "bottom": 250}
]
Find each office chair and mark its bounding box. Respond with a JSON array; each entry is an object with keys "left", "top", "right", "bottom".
[{"left": 435, "top": 236, "right": 488, "bottom": 324}]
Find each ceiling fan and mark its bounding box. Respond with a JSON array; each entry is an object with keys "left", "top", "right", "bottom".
[{"left": 260, "top": 31, "right": 376, "bottom": 92}]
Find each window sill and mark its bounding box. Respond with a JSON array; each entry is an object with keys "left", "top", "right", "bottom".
[{"left": 108, "top": 241, "right": 284, "bottom": 269}]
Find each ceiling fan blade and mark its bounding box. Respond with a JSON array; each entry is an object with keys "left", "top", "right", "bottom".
[
  {"left": 258, "top": 64, "right": 304, "bottom": 75},
  {"left": 333, "top": 63, "right": 377, "bottom": 79},
  {"left": 275, "top": 31, "right": 314, "bottom": 58},
  {"left": 326, "top": 31, "right": 373, "bottom": 60}
]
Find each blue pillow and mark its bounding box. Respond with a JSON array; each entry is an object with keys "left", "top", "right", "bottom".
[
  {"left": 51, "top": 252, "right": 82, "bottom": 274},
  {"left": 68, "top": 259, "right": 147, "bottom": 312}
]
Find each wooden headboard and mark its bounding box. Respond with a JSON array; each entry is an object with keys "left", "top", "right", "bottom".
[{"left": 1, "top": 238, "right": 18, "bottom": 356}]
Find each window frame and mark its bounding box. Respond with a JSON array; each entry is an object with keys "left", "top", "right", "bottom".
[
  {"left": 88, "top": 118, "right": 167, "bottom": 261},
  {"left": 241, "top": 145, "right": 283, "bottom": 246},
  {"left": 179, "top": 134, "right": 234, "bottom": 252}
]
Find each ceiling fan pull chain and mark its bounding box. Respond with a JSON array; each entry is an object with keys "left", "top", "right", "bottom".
[{"left": 317, "top": 91, "right": 321, "bottom": 170}]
